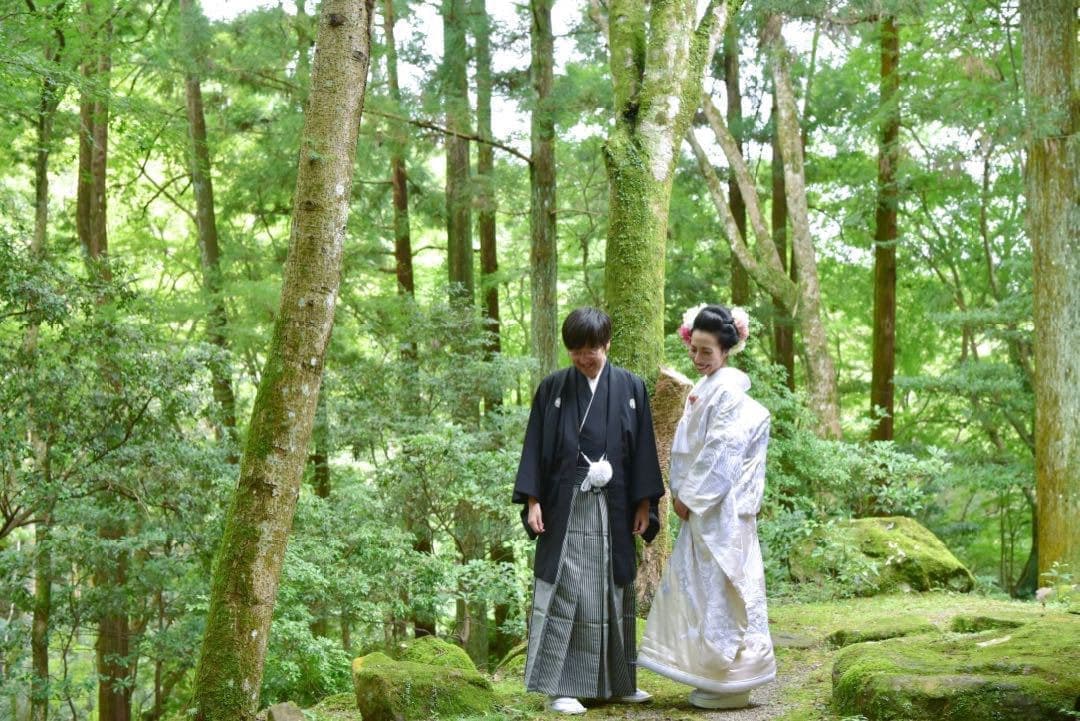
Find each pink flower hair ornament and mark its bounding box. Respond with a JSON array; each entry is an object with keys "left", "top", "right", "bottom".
[{"left": 677, "top": 304, "right": 752, "bottom": 354}]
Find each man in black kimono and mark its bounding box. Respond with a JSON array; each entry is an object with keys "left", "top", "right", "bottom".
[{"left": 513, "top": 307, "right": 665, "bottom": 714}]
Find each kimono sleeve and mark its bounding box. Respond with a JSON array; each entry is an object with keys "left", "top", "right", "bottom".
[
  {"left": 512, "top": 381, "right": 547, "bottom": 506},
  {"left": 675, "top": 387, "right": 748, "bottom": 517},
  {"left": 628, "top": 377, "right": 665, "bottom": 542}
]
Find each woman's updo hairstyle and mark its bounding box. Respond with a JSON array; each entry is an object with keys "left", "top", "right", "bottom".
[{"left": 692, "top": 305, "right": 740, "bottom": 351}]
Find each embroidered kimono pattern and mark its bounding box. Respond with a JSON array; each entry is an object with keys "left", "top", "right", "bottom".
[{"left": 638, "top": 367, "right": 776, "bottom": 694}]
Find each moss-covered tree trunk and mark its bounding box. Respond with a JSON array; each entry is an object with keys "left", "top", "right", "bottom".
[
  {"left": 191, "top": 3, "right": 376, "bottom": 718},
  {"left": 600, "top": 0, "right": 729, "bottom": 609},
  {"left": 1022, "top": 0, "right": 1079, "bottom": 580},
  {"left": 181, "top": 0, "right": 237, "bottom": 445},
  {"left": 443, "top": 0, "right": 473, "bottom": 308},
  {"left": 869, "top": 15, "right": 899, "bottom": 442},
  {"left": 530, "top": 0, "right": 558, "bottom": 385},
  {"left": 602, "top": 0, "right": 729, "bottom": 375}
]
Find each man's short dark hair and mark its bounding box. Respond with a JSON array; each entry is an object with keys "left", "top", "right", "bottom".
[{"left": 561, "top": 307, "right": 612, "bottom": 350}]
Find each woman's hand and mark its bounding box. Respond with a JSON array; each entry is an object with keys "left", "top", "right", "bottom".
[
  {"left": 527, "top": 497, "right": 545, "bottom": 534},
  {"left": 674, "top": 497, "right": 690, "bottom": 521},
  {"left": 632, "top": 499, "right": 650, "bottom": 535}
]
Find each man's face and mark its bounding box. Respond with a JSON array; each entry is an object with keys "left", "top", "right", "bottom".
[{"left": 569, "top": 342, "right": 609, "bottom": 379}]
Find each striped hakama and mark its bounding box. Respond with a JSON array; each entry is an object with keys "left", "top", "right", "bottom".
[{"left": 523, "top": 472, "right": 637, "bottom": 699}]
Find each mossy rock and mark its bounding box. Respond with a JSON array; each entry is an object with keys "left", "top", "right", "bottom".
[
  {"left": 352, "top": 651, "right": 496, "bottom": 721},
  {"left": 949, "top": 615, "right": 1027, "bottom": 634},
  {"left": 493, "top": 641, "right": 527, "bottom": 680},
  {"left": 305, "top": 692, "right": 360, "bottom": 721},
  {"left": 832, "top": 614, "right": 1080, "bottom": 720},
  {"left": 398, "top": 634, "right": 476, "bottom": 671},
  {"left": 827, "top": 615, "right": 938, "bottom": 648},
  {"left": 791, "top": 516, "right": 975, "bottom": 595}
]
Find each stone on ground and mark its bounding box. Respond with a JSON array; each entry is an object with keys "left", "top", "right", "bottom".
[
  {"left": 832, "top": 613, "right": 1080, "bottom": 720},
  {"left": 267, "top": 701, "right": 303, "bottom": 721},
  {"left": 791, "top": 516, "right": 974, "bottom": 595},
  {"left": 493, "top": 640, "right": 527, "bottom": 680},
  {"left": 352, "top": 650, "right": 496, "bottom": 721}
]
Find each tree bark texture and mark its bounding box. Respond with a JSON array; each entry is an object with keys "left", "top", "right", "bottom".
[
  {"left": 443, "top": 0, "right": 473, "bottom": 307},
  {"left": 530, "top": 0, "right": 558, "bottom": 386},
  {"left": 181, "top": 0, "right": 238, "bottom": 443},
  {"left": 869, "top": 15, "right": 899, "bottom": 442},
  {"left": 96, "top": 519, "right": 131, "bottom": 721},
  {"left": 603, "top": 0, "right": 730, "bottom": 379},
  {"left": 191, "top": 3, "right": 376, "bottom": 718},
  {"left": 724, "top": 21, "right": 750, "bottom": 306},
  {"left": 31, "top": 519, "right": 51, "bottom": 721},
  {"left": 1022, "top": 0, "right": 1079, "bottom": 580},
  {"left": 770, "top": 106, "right": 795, "bottom": 390},
  {"left": 383, "top": 0, "right": 414, "bottom": 297}
]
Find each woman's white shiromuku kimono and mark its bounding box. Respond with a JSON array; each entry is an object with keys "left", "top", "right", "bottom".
[{"left": 638, "top": 367, "right": 776, "bottom": 694}]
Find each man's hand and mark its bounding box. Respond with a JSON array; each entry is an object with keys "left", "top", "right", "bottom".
[
  {"left": 527, "top": 497, "right": 545, "bottom": 534},
  {"left": 674, "top": 497, "right": 690, "bottom": 521},
  {"left": 632, "top": 499, "right": 650, "bottom": 535}
]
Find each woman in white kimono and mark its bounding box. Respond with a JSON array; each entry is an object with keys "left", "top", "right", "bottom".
[{"left": 637, "top": 304, "right": 776, "bottom": 710}]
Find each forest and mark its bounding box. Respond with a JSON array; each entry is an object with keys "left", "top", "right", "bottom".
[{"left": 1, "top": 0, "right": 1077, "bottom": 719}]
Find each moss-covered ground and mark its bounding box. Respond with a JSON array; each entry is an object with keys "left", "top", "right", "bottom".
[{"left": 307, "top": 592, "right": 1068, "bottom": 721}]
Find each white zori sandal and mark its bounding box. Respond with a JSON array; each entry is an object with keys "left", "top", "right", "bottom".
[{"left": 546, "top": 696, "right": 587, "bottom": 714}]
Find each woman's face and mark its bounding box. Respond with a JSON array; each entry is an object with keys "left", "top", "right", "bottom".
[{"left": 689, "top": 330, "right": 726, "bottom": 376}]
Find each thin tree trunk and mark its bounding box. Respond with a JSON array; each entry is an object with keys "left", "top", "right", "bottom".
[
  {"left": 27, "top": 24, "right": 64, "bottom": 719},
  {"left": 181, "top": 0, "right": 238, "bottom": 445},
  {"left": 869, "top": 15, "right": 899, "bottom": 442},
  {"left": 474, "top": 0, "right": 501, "bottom": 412},
  {"left": 1022, "top": 0, "right": 1079, "bottom": 580},
  {"left": 31, "top": 517, "right": 51, "bottom": 721},
  {"left": 489, "top": 542, "right": 514, "bottom": 661},
  {"left": 765, "top": 15, "right": 841, "bottom": 437},
  {"left": 443, "top": 0, "right": 473, "bottom": 308},
  {"left": 724, "top": 21, "right": 749, "bottom": 306},
  {"left": 383, "top": 0, "right": 414, "bottom": 297},
  {"left": 770, "top": 105, "right": 795, "bottom": 390},
  {"left": 191, "top": 3, "right": 376, "bottom": 718},
  {"left": 530, "top": 0, "right": 558, "bottom": 385}
]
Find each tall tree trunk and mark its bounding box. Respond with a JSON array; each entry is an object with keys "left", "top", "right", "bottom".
[
  {"left": 869, "top": 15, "right": 899, "bottom": 442},
  {"left": 601, "top": 0, "right": 729, "bottom": 612},
  {"left": 443, "top": 0, "right": 473, "bottom": 308},
  {"left": 191, "top": 3, "right": 376, "bottom": 718},
  {"left": 723, "top": 21, "right": 749, "bottom": 306},
  {"left": 383, "top": 0, "right": 414, "bottom": 297},
  {"left": 28, "top": 24, "right": 64, "bottom": 718},
  {"left": 181, "top": 0, "right": 238, "bottom": 446},
  {"left": 769, "top": 104, "right": 795, "bottom": 390},
  {"left": 1023, "top": 0, "right": 1079, "bottom": 581},
  {"left": 603, "top": 0, "right": 729, "bottom": 376},
  {"left": 78, "top": 8, "right": 130, "bottom": 719},
  {"left": 529, "top": 0, "right": 558, "bottom": 385},
  {"left": 489, "top": 542, "right": 514, "bottom": 661},
  {"left": 474, "top": 0, "right": 501, "bottom": 412}
]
